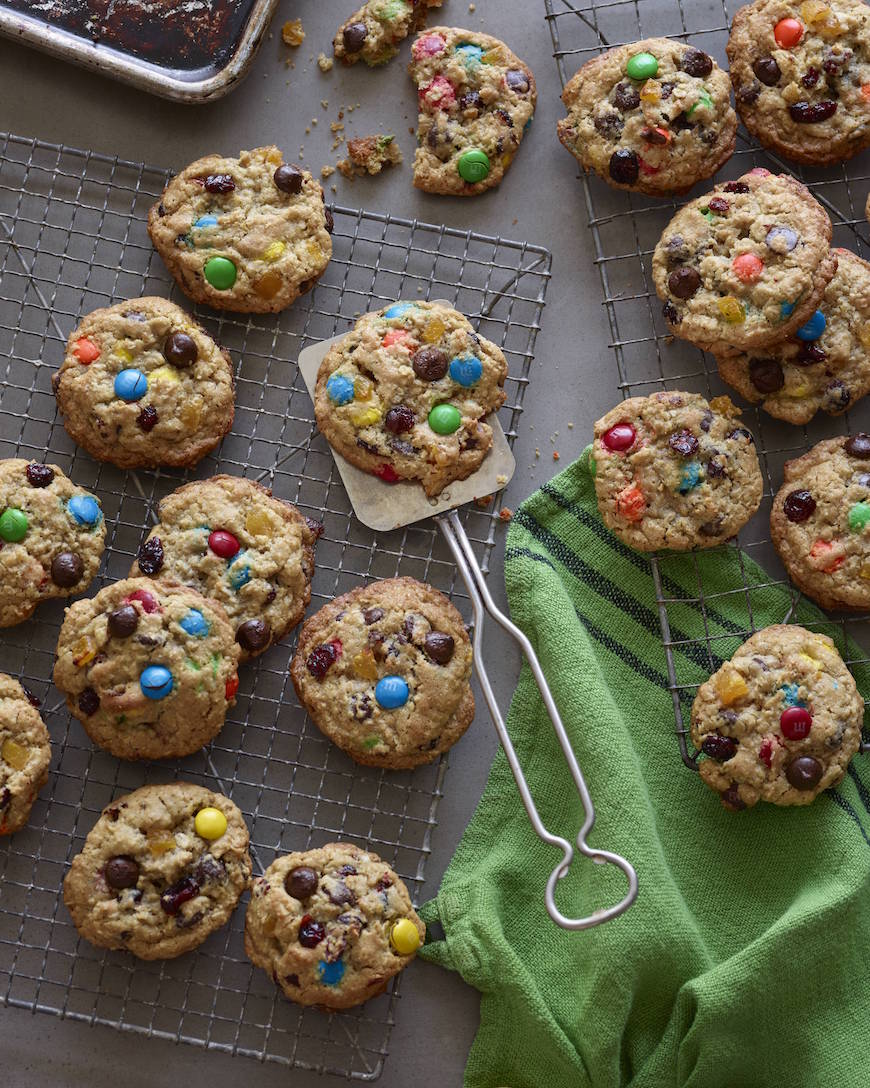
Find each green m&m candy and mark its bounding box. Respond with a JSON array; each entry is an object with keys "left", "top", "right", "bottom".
[
  {"left": 204, "top": 256, "right": 237, "bottom": 291},
  {"left": 428, "top": 403, "right": 461, "bottom": 435},
  {"left": 848, "top": 502, "right": 870, "bottom": 532},
  {"left": 626, "top": 51, "right": 658, "bottom": 81},
  {"left": 0, "top": 507, "right": 28, "bottom": 542},
  {"left": 457, "top": 149, "right": 491, "bottom": 183}
]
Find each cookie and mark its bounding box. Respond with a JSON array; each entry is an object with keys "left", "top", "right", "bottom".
[
  {"left": 334, "top": 0, "right": 442, "bottom": 66},
  {"left": 769, "top": 432, "right": 870, "bottom": 610},
  {"left": 291, "top": 577, "right": 474, "bottom": 768},
  {"left": 314, "top": 301, "right": 507, "bottom": 497},
  {"left": 244, "top": 842, "right": 424, "bottom": 1009},
  {"left": 129, "top": 475, "right": 320, "bottom": 660},
  {"left": 715, "top": 248, "right": 870, "bottom": 423},
  {"left": 63, "top": 782, "right": 251, "bottom": 960},
  {"left": 728, "top": 0, "right": 870, "bottom": 165},
  {"left": 0, "top": 458, "right": 106, "bottom": 627},
  {"left": 53, "top": 297, "right": 234, "bottom": 470},
  {"left": 557, "top": 38, "right": 737, "bottom": 196},
  {"left": 409, "top": 27, "right": 536, "bottom": 196},
  {"left": 654, "top": 169, "right": 837, "bottom": 355},
  {"left": 0, "top": 675, "right": 51, "bottom": 835},
  {"left": 690, "top": 625, "right": 863, "bottom": 808},
  {"left": 591, "top": 391, "right": 763, "bottom": 552},
  {"left": 53, "top": 578, "right": 240, "bottom": 760},
  {"left": 147, "top": 146, "right": 332, "bottom": 314}
]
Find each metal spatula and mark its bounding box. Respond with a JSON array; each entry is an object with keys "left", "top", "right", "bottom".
[{"left": 298, "top": 308, "right": 638, "bottom": 929}]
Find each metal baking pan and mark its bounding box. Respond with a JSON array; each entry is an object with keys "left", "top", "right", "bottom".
[{"left": 0, "top": 0, "right": 279, "bottom": 103}]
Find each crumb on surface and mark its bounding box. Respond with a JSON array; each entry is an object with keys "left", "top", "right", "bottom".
[
  {"left": 317, "top": 53, "right": 333, "bottom": 72},
  {"left": 553, "top": 451, "right": 560, "bottom": 461},
  {"left": 474, "top": 495, "right": 493, "bottom": 509},
  {"left": 499, "top": 507, "right": 513, "bottom": 522},
  {"left": 496, "top": 474, "right": 508, "bottom": 486},
  {"left": 469, "top": 2, "right": 476, "bottom": 9},
  {"left": 321, "top": 165, "right": 335, "bottom": 178},
  {"left": 281, "top": 19, "right": 305, "bottom": 46}
]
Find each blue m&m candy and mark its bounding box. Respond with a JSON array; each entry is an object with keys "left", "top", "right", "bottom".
[
  {"left": 193, "top": 215, "right": 218, "bottom": 230},
  {"left": 179, "top": 609, "right": 209, "bottom": 637},
  {"left": 375, "top": 675, "right": 409, "bottom": 709},
  {"left": 67, "top": 494, "right": 102, "bottom": 526},
  {"left": 449, "top": 355, "right": 483, "bottom": 387},
  {"left": 114, "top": 368, "right": 148, "bottom": 401},
  {"left": 455, "top": 43, "right": 483, "bottom": 65},
  {"left": 383, "top": 302, "right": 416, "bottom": 320},
  {"left": 780, "top": 300, "right": 796, "bottom": 319},
  {"left": 327, "top": 374, "right": 355, "bottom": 405},
  {"left": 796, "top": 310, "right": 826, "bottom": 341},
  {"left": 140, "top": 665, "right": 173, "bottom": 700},
  {"left": 317, "top": 959, "right": 346, "bottom": 986}
]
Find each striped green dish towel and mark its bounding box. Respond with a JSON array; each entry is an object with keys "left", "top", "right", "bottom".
[{"left": 419, "top": 447, "right": 870, "bottom": 1088}]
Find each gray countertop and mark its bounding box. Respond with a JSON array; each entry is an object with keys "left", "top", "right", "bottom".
[{"left": 0, "top": 2, "right": 617, "bottom": 1084}]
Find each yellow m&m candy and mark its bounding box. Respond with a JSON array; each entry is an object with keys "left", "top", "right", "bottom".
[
  {"left": 349, "top": 403, "right": 382, "bottom": 428},
  {"left": 195, "top": 806, "right": 228, "bottom": 841},
  {"left": 390, "top": 918, "right": 421, "bottom": 955},
  {"left": 149, "top": 365, "right": 181, "bottom": 385}
]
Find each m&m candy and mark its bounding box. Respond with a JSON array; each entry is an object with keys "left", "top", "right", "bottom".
[
  {"left": 327, "top": 374, "right": 355, "bottom": 405},
  {"left": 194, "top": 806, "right": 227, "bottom": 840},
  {"left": 208, "top": 530, "right": 240, "bottom": 558},
  {"left": 626, "top": 51, "right": 658, "bottom": 80},
  {"left": 204, "top": 256, "right": 237, "bottom": 290},
  {"left": 796, "top": 310, "right": 826, "bottom": 341},
  {"left": 0, "top": 508, "right": 28, "bottom": 542},
  {"left": 375, "top": 675, "right": 409, "bottom": 709},
  {"left": 774, "top": 17, "right": 804, "bottom": 47},
  {"left": 732, "top": 254, "right": 764, "bottom": 283},
  {"left": 180, "top": 609, "right": 210, "bottom": 637},
  {"left": 448, "top": 355, "right": 483, "bottom": 387},
  {"left": 140, "top": 665, "right": 174, "bottom": 700},
  {"left": 390, "top": 918, "right": 421, "bottom": 955},
  {"left": 457, "top": 149, "right": 491, "bottom": 183},
  {"left": 428, "top": 403, "right": 462, "bottom": 434},
  {"left": 114, "top": 369, "right": 148, "bottom": 402},
  {"left": 73, "top": 337, "right": 100, "bottom": 364},
  {"left": 780, "top": 706, "right": 813, "bottom": 740},
  {"left": 193, "top": 215, "right": 218, "bottom": 231},
  {"left": 602, "top": 423, "right": 636, "bottom": 452},
  {"left": 67, "top": 495, "right": 102, "bottom": 527},
  {"left": 383, "top": 302, "right": 416, "bottom": 320},
  {"left": 848, "top": 502, "right": 870, "bottom": 532},
  {"left": 455, "top": 43, "right": 484, "bottom": 66}
]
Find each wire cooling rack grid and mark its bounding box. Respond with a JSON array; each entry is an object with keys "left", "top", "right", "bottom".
[
  {"left": 545, "top": 0, "right": 870, "bottom": 765},
  {"left": 0, "top": 130, "right": 551, "bottom": 1078}
]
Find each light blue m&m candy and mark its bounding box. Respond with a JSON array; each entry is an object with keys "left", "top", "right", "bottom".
[
  {"left": 375, "top": 675, "right": 409, "bottom": 709},
  {"left": 326, "top": 374, "right": 355, "bottom": 405},
  {"left": 383, "top": 302, "right": 416, "bottom": 320},
  {"left": 193, "top": 214, "right": 218, "bottom": 230},
  {"left": 114, "top": 368, "right": 148, "bottom": 401},
  {"left": 140, "top": 665, "right": 173, "bottom": 700},
  {"left": 796, "top": 310, "right": 826, "bottom": 341},
  {"left": 449, "top": 355, "right": 483, "bottom": 387},
  {"left": 455, "top": 43, "right": 483, "bottom": 66},
  {"left": 67, "top": 494, "right": 102, "bottom": 526},
  {"left": 179, "top": 609, "right": 209, "bottom": 638}
]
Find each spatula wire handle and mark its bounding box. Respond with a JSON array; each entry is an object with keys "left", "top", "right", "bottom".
[{"left": 437, "top": 509, "right": 638, "bottom": 930}]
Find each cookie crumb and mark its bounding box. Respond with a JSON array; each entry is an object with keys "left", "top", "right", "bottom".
[
  {"left": 281, "top": 19, "right": 305, "bottom": 46},
  {"left": 474, "top": 494, "right": 493, "bottom": 509},
  {"left": 499, "top": 507, "right": 513, "bottom": 522},
  {"left": 338, "top": 135, "right": 403, "bottom": 178},
  {"left": 553, "top": 451, "right": 560, "bottom": 461},
  {"left": 468, "top": 2, "right": 475, "bottom": 9},
  {"left": 321, "top": 165, "right": 336, "bottom": 179},
  {"left": 496, "top": 474, "right": 508, "bottom": 486},
  {"left": 317, "top": 53, "right": 333, "bottom": 72}
]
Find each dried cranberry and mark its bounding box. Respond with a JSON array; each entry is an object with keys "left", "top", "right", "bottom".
[
  {"left": 705, "top": 459, "right": 725, "bottom": 479},
  {"left": 324, "top": 207, "right": 334, "bottom": 234},
  {"left": 681, "top": 49, "right": 712, "bottom": 77},
  {"left": 727, "top": 428, "right": 754, "bottom": 444},
  {"left": 375, "top": 875, "right": 393, "bottom": 892},
  {"left": 707, "top": 197, "right": 730, "bottom": 215},
  {"left": 795, "top": 342, "right": 826, "bottom": 365},
  {"left": 298, "top": 915, "right": 326, "bottom": 947},
  {"left": 204, "top": 173, "right": 235, "bottom": 194},
  {"left": 78, "top": 687, "right": 100, "bottom": 716},
  {"left": 668, "top": 267, "right": 701, "bottom": 299},
  {"left": 701, "top": 732, "right": 737, "bottom": 761},
  {"left": 789, "top": 100, "right": 837, "bottom": 123},
  {"left": 723, "top": 181, "right": 750, "bottom": 193},
  {"left": 458, "top": 90, "right": 484, "bottom": 112},
  {"left": 737, "top": 83, "right": 761, "bottom": 106},
  {"left": 668, "top": 430, "right": 699, "bottom": 457},
  {"left": 337, "top": 864, "right": 357, "bottom": 877},
  {"left": 749, "top": 358, "right": 784, "bottom": 394},
  {"left": 20, "top": 684, "right": 40, "bottom": 708},
  {"left": 845, "top": 433, "right": 870, "bottom": 458},
  {"left": 136, "top": 405, "right": 158, "bottom": 431},
  {"left": 306, "top": 641, "right": 340, "bottom": 679},
  {"left": 662, "top": 300, "right": 681, "bottom": 325},
  {"left": 160, "top": 875, "right": 200, "bottom": 915},
  {"left": 783, "top": 489, "right": 816, "bottom": 522},
  {"left": 136, "top": 536, "right": 164, "bottom": 575},
  {"left": 613, "top": 83, "right": 640, "bottom": 111},
  {"left": 384, "top": 405, "right": 416, "bottom": 434},
  {"left": 752, "top": 56, "right": 781, "bottom": 85},
  {"left": 26, "top": 463, "right": 54, "bottom": 487},
  {"left": 659, "top": 81, "right": 675, "bottom": 99},
  {"left": 801, "top": 66, "right": 820, "bottom": 88},
  {"left": 609, "top": 149, "right": 639, "bottom": 185}
]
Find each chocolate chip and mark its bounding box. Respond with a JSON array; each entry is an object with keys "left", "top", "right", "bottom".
[
  {"left": 749, "top": 358, "right": 785, "bottom": 394},
  {"left": 705, "top": 460, "right": 725, "bottom": 479},
  {"left": 668, "top": 267, "right": 701, "bottom": 299},
  {"left": 665, "top": 235, "right": 688, "bottom": 265},
  {"left": 342, "top": 21, "right": 367, "bottom": 52},
  {"left": 594, "top": 112, "right": 624, "bottom": 139},
  {"left": 108, "top": 605, "right": 138, "bottom": 638},
  {"left": 668, "top": 429, "right": 699, "bottom": 457},
  {"left": 412, "top": 346, "right": 449, "bottom": 382},
  {"left": 236, "top": 618, "right": 270, "bottom": 654},
  {"left": 26, "top": 463, "right": 54, "bottom": 487},
  {"left": 350, "top": 691, "right": 373, "bottom": 721},
  {"left": 752, "top": 56, "right": 781, "bottom": 85},
  {"left": 338, "top": 864, "right": 357, "bottom": 876},
  {"left": 727, "top": 428, "right": 754, "bottom": 444},
  {"left": 845, "top": 433, "right": 870, "bottom": 458},
  {"left": 424, "top": 631, "right": 455, "bottom": 664},
  {"left": 77, "top": 688, "right": 100, "bottom": 716},
  {"left": 136, "top": 537, "right": 164, "bottom": 576},
  {"left": 612, "top": 82, "right": 640, "bottom": 111},
  {"left": 671, "top": 111, "right": 694, "bottom": 131},
  {"left": 608, "top": 149, "right": 639, "bottom": 185},
  {"left": 720, "top": 785, "right": 746, "bottom": 811},
  {"left": 662, "top": 300, "right": 681, "bottom": 325},
  {"left": 51, "top": 551, "right": 83, "bottom": 587},
  {"left": 681, "top": 49, "right": 712, "bottom": 77},
  {"left": 326, "top": 880, "right": 356, "bottom": 906},
  {"left": 786, "top": 755, "right": 823, "bottom": 790},
  {"left": 642, "top": 125, "right": 670, "bottom": 145},
  {"left": 163, "top": 331, "right": 197, "bottom": 367},
  {"left": 737, "top": 83, "right": 761, "bottom": 106},
  {"left": 285, "top": 866, "right": 318, "bottom": 900},
  {"left": 363, "top": 607, "right": 384, "bottom": 625},
  {"left": 193, "top": 854, "right": 227, "bottom": 883},
  {"left": 274, "top": 164, "right": 303, "bottom": 194},
  {"left": 783, "top": 489, "right": 816, "bottom": 522},
  {"left": 699, "top": 516, "right": 724, "bottom": 537},
  {"left": 105, "top": 855, "right": 140, "bottom": 889}
]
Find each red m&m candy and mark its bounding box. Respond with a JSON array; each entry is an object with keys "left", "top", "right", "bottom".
[
  {"left": 602, "top": 422, "right": 636, "bottom": 452},
  {"left": 209, "top": 530, "right": 240, "bottom": 558},
  {"left": 125, "top": 588, "right": 160, "bottom": 614},
  {"left": 780, "top": 705, "right": 812, "bottom": 740},
  {"left": 774, "top": 17, "right": 804, "bottom": 47},
  {"left": 732, "top": 253, "right": 764, "bottom": 283},
  {"left": 225, "top": 674, "right": 239, "bottom": 701}
]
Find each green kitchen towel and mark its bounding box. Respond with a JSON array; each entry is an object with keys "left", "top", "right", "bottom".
[{"left": 419, "top": 448, "right": 870, "bottom": 1088}]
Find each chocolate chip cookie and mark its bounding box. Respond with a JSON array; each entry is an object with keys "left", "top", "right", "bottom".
[
  {"left": 244, "top": 842, "right": 424, "bottom": 1009},
  {"left": 148, "top": 146, "right": 332, "bottom": 314},
  {"left": 0, "top": 458, "right": 105, "bottom": 627},
  {"left": 728, "top": 0, "right": 870, "bottom": 165},
  {"left": 409, "top": 26, "right": 536, "bottom": 196},
  {"left": 63, "top": 782, "right": 251, "bottom": 960},
  {"left": 653, "top": 169, "right": 837, "bottom": 355},
  {"left": 291, "top": 577, "right": 474, "bottom": 768},
  {"left": 54, "top": 578, "right": 240, "bottom": 760},
  {"left": 770, "top": 433, "right": 870, "bottom": 610},
  {"left": 592, "top": 391, "right": 763, "bottom": 552},
  {"left": 0, "top": 674, "right": 50, "bottom": 835},
  {"left": 334, "top": 0, "right": 442, "bottom": 66},
  {"left": 129, "top": 475, "right": 320, "bottom": 660},
  {"left": 716, "top": 248, "right": 870, "bottom": 423},
  {"left": 54, "top": 297, "right": 234, "bottom": 470},
  {"left": 314, "top": 301, "right": 507, "bottom": 497},
  {"left": 557, "top": 37, "right": 737, "bottom": 196},
  {"left": 691, "top": 624, "right": 863, "bottom": 808}
]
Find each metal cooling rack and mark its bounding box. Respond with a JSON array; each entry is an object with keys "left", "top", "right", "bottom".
[
  {"left": 544, "top": 0, "right": 870, "bottom": 767},
  {"left": 0, "top": 130, "right": 551, "bottom": 1078}
]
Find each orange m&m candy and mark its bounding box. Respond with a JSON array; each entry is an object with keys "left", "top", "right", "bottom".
[
  {"left": 73, "top": 337, "right": 100, "bottom": 364},
  {"left": 774, "top": 17, "right": 804, "bottom": 47},
  {"left": 616, "top": 484, "right": 646, "bottom": 522},
  {"left": 732, "top": 253, "right": 764, "bottom": 283}
]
